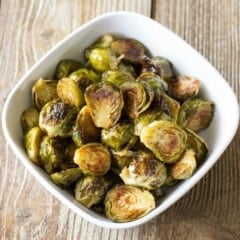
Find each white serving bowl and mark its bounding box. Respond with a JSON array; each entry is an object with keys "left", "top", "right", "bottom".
[{"left": 2, "top": 11, "right": 239, "bottom": 229}]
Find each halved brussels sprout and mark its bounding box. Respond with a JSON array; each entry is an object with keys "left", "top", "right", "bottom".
[
  {"left": 140, "top": 120, "right": 187, "bottom": 163},
  {"left": 170, "top": 149, "right": 197, "bottom": 179},
  {"left": 111, "top": 39, "right": 145, "bottom": 63},
  {"left": 104, "top": 185, "right": 155, "bottom": 222},
  {"left": 75, "top": 175, "right": 111, "bottom": 208},
  {"left": 20, "top": 106, "right": 39, "bottom": 133},
  {"left": 111, "top": 148, "right": 134, "bottom": 169},
  {"left": 87, "top": 48, "right": 119, "bottom": 72},
  {"left": 24, "top": 126, "right": 44, "bottom": 164},
  {"left": 102, "top": 70, "right": 135, "bottom": 86},
  {"left": 178, "top": 98, "right": 214, "bottom": 132},
  {"left": 89, "top": 34, "right": 115, "bottom": 49},
  {"left": 120, "top": 151, "right": 167, "bottom": 190},
  {"left": 68, "top": 68, "right": 100, "bottom": 90},
  {"left": 39, "top": 136, "right": 66, "bottom": 173},
  {"left": 120, "top": 81, "right": 154, "bottom": 119},
  {"left": 185, "top": 128, "right": 208, "bottom": 162},
  {"left": 50, "top": 168, "right": 82, "bottom": 187},
  {"left": 84, "top": 83, "right": 124, "bottom": 129},
  {"left": 32, "top": 78, "right": 58, "bottom": 110},
  {"left": 73, "top": 143, "right": 111, "bottom": 176},
  {"left": 39, "top": 100, "right": 78, "bottom": 137},
  {"left": 53, "top": 59, "right": 82, "bottom": 80},
  {"left": 168, "top": 76, "right": 200, "bottom": 101},
  {"left": 57, "top": 78, "right": 84, "bottom": 108},
  {"left": 101, "top": 123, "right": 134, "bottom": 150},
  {"left": 72, "top": 106, "right": 100, "bottom": 146}
]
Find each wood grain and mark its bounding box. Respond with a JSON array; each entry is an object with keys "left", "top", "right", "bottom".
[{"left": 0, "top": 0, "right": 239, "bottom": 239}]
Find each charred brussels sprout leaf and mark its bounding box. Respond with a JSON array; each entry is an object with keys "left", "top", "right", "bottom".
[
  {"left": 73, "top": 143, "right": 111, "bottom": 176},
  {"left": 178, "top": 98, "right": 214, "bottom": 132},
  {"left": 54, "top": 59, "right": 82, "bottom": 80},
  {"left": 84, "top": 83, "right": 124, "bottom": 129},
  {"left": 102, "top": 70, "right": 135, "bottom": 86},
  {"left": 140, "top": 120, "right": 187, "bottom": 163},
  {"left": 39, "top": 100, "right": 78, "bottom": 137},
  {"left": 104, "top": 185, "right": 155, "bottom": 222},
  {"left": 20, "top": 106, "right": 39, "bottom": 133}
]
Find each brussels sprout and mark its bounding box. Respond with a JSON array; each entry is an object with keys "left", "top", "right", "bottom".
[
  {"left": 87, "top": 48, "right": 119, "bottom": 72},
  {"left": 53, "top": 59, "right": 82, "bottom": 80},
  {"left": 185, "top": 128, "right": 208, "bottom": 162},
  {"left": 140, "top": 120, "right": 187, "bottom": 163},
  {"left": 84, "top": 83, "right": 124, "bottom": 129},
  {"left": 72, "top": 106, "right": 100, "bottom": 146},
  {"left": 39, "top": 100, "right": 78, "bottom": 137},
  {"left": 168, "top": 76, "right": 200, "bottom": 101},
  {"left": 120, "top": 151, "right": 167, "bottom": 190},
  {"left": 111, "top": 148, "right": 134, "bottom": 169},
  {"left": 56, "top": 78, "right": 85, "bottom": 108},
  {"left": 39, "top": 136, "right": 66, "bottom": 173},
  {"left": 88, "top": 34, "right": 115, "bottom": 50},
  {"left": 32, "top": 78, "right": 58, "bottom": 110},
  {"left": 73, "top": 143, "right": 111, "bottom": 176},
  {"left": 75, "top": 175, "right": 110, "bottom": 208},
  {"left": 102, "top": 70, "right": 135, "bottom": 86},
  {"left": 120, "top": 81, "right": 154, "bottom": 119},
  {"left": 104, "top": 185, "right": 155, "bottom": 222},
  {"left": 118, "top": 62, "right": 137, "bottom": 77},
  {"left": 24, "top": 126, "right": 44, "bottom": 164},
  {"left": 50, "top": 168, "right": 82, "bottom": 187},
  {"left": 101, "top": 123, "right": 134, "bottom": 150},
  {"left": 111, "top": 39, "right": 145, "bottom": 63},
  {"left": 20, "top": 106, "right": 39, "bottom": 133},
  {"left": 170, "top": 149, "right": 197, "bottom": 179},
  {"left": 68, "top": 68, "right": 100, "bottom": 90},
  {"left": 178, "top": 98, "right": 214, "bottom": 132}
]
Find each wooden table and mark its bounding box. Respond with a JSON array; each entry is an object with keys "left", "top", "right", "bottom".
[{"left": 0, "top": 1, "right": 239, "bottom": 239}]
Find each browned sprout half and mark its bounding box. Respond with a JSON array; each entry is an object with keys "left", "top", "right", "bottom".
[
  {"left": 32, "top": 78, "right": 58, "bottom": 110},
  {"left": 75, "top": 175, "right": 111, "bottom": 208},
  {"left": 53, "top": 59, "right": 82, "bottom": 80},
  {"left": 73, "top": 143, "right": 111, "bottom": 176},
  {"left": 111, "top": 39, "right": 145, "bottom": 63},
  {"left": 178, "top": 98, "right": 214, "bottom": 132},
  {"left": 170, "top": 149, "right": 197, "bottom": 179},
  {"left": 24, "top": 126, "right": 44, "bottom": 164},
  {"left": 168, "top": 76, "right": 200, "bottom": 101},
  {"left": 50, "top": 168, "right": 82, "bottom": 187},
  {"left": 120, "top": 151, "right": 167, "bottom": 190},
  {"left": 84, "top": 83, "right": 124, "bottom": 129},
  {"left": 20, "top": 106, "right": 39, "bottom": 133},
  {"left": 140, "top": 120, "right": 187, "bottom": 163},
  {"left": 39, "top": 100, "right": 78, "bottom": 137},
  {"left": 104, "top": 185, "right": 155, "bottom": 222},
  {"left": 72, "top": 106, "right": 100, "bottom": 146}
]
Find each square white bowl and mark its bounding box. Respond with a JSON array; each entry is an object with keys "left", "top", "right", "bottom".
[{"left": 2, "top": 12, "right": 239, "bottom": 229}]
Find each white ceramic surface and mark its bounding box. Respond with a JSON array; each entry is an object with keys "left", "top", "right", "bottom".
[{"left": 2, "top": 12, "right": 239, "bottom": 229}]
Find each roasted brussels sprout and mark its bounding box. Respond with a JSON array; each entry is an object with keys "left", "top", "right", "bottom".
[
  {"left": 140, "top": 120, "right": 187, "bottom": 163},
  {"left": 120, "top": 151, "right": 167, "bottom": 190},
  {"left": 101, "top": 123, "right": 134, "bottom": 150},
  {"left": 75, "top": 175, "right": 111, "bottom": 208},
  {"left": 57, "top": 78, "right": 84, "bottom": 108},
  {"left": 104, "top": 185, "right": 155, "bottom": 222},
  {"left": 50, "top": 168, "right": 82, "bottom": 187},
  {"left": 84, "top": 83, "right": 124, "bottom": 129},
  {"left": 53, "top": 59, "right": 82, "bottom": 80},
  {"left": 24, "top": 126, "right": 43, "bottom": 164},
  {"left": 39, "top": 100, "right": 78, "bottom": 137},
  {"left": 72, "top": 106, "right": 100, "bottom": 146},
  {"left": 178, "top": 98, "right": 214, "bottom": 132},
  {"left": 32, "top": 78, "right": 58, "bottom": 110},
  {"left": 111, "top": 39, "right": 145, "bottom": 63},
  {"left": 20, "top": 106, "right": 39, "bottom": 133},
  {"left": 86, "top": 34, "right": 115, "bottom": 50},
  {"left": 118, "top": 62, "right": 137, "bottom": 77},
  {"left": 73, "top": 143, "right": 111, "bottom": 176},
  {"left": 111, "top": 148, "right": 134, "bottom": 169},
  {"left": 68, "top": 68, "right": 100, "bottom": 90},
  {"left": 102, "top": 70, "right": 135, "bottom": 86},
  {"left": 39, "top": 136, "right": 66, "bottom": 173},
  {"left": 168, "top": 76, "right": 200, "bottom": 101},
  {"left": 170, "top": 149, "right": 197, "bottom": 179}
]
